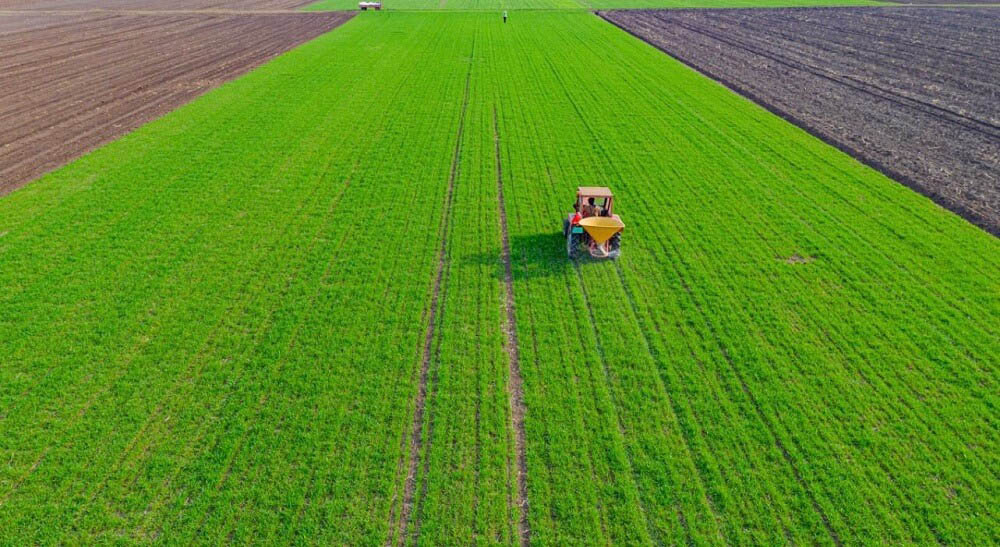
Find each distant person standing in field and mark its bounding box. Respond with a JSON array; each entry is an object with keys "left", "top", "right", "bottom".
[{"left": 503, "top": 10, "right": 508, "bottom": 23}]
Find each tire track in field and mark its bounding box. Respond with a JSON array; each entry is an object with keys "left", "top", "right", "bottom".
[
  {"left": 538, "top": 49, "right": 691, "bottom": 546},
  {"left": 599, "top": 120, "right": 846, "bottom": 542},
  {"left": 380, "top": 24, "right": 463, "bottom": 542},
  {"left": 390, "top": 38, "right": 475, "bottom": 547},
  {"left": 571, "top": 263, "right": 670, "bottom": 546},
  {"left": 493, "top": 107, "right": 531, "bottom": 547},
  {"left": 613, "top": 262, "right": 721, "bottom": 545},
  {"left": 413, "top": 202, "right": 455, "bottom": 540}
]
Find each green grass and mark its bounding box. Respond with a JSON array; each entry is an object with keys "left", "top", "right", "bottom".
[
  {"left": 303, "top": 0, "right": 884, "bottom": 12},
  {"left": 0, "top": 13, "right": 507, "bottom": 544},
  {"left": 481, "top": 13, "right": 999, "bottom": 544},
  {"left": 0, "top": 10, "right": 997, "bottom": 545}
]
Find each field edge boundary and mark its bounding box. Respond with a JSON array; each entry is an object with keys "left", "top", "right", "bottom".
[{"left": 594, "top": 9, "right": 1000, "bottom": 238}]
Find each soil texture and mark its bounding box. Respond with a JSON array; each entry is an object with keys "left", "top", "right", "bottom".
[
  {"left": 0, "top": 10, "right": 354, "bottom": 195},
  {"left": 601, "top": 7, "right": 1000, "bottom": 235}
]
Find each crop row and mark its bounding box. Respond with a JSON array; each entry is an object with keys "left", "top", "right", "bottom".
[
  {"left": 379, "top": 12, "right": 998, "bottom": 543},
  {"left": 302, "top": 0, "right": 883, "bottom": 13},
  {"left": 0, "top": 13, "right": 516, "bottom": 544},
  {"left": 0, "top": 11, "right": 996, "bottom": 545},
  {"left": 478, "top": 12, "right": 998, "bottom": 544}
]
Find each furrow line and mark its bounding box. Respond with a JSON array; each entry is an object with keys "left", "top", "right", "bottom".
[
  {"left": 392, "top": 38, "right": 475, "bottom": 547},
  {"left": 664, "top": 17, "right": 1000, "bottom": 137},
  {"left": 493, "top": 107, "right": 531, "bottom": 547},
  {"left": 413, "top": 215, "right": 455, "bottom": 539},
  {"left": 613, "top": 262, "right": 720, "bottom": 546},
  {"left": 659, "top": 236, "right": 845, "bottom": 547},
  {"left": 571, "top": 264, "right": 663, "bottom": 546},
  {"left": 599, "top": 11, "right": 1000, "bottom": 236}
]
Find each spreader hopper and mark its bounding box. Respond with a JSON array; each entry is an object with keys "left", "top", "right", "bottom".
[{"left": 579, "top": 216, "right": 624, "bottom": 244}]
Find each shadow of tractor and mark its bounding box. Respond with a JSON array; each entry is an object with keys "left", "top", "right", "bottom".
[{"left": 462, "top": 231, "right": 611, "bottom": 281}]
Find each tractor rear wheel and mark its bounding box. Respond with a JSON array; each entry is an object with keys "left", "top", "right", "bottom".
[
  {"left": 567, "top": 232, "right": 582, "bottom": 259},
  {"left": 608, "top": 233, "right": 621, "bottom": 259}
]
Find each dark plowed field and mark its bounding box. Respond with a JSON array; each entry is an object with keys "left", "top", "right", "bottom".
[
  {"left": 0, "top": 11, "right": 353, "bottom": 195},
  {"left": 888, "top": 0, "right": 1000, "bottom": 4},
  {"left": 601, "top": 7, "right": 1000, "bottom": 235}
]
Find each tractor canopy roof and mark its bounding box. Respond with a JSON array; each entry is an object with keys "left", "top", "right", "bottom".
[{"left": 577, "top": 186, "right": 613, "bottom": 198}]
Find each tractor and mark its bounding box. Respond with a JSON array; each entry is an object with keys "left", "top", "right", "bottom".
[{"left": 563, "top": 186, "right": 624, "bottom": 259}]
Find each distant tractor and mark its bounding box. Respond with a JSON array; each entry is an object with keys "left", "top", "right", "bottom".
[
  {"left": 359, "top": 1, "right": 381, "bottom": 9},
  {"left": 563, "top": 186, "right": 625, "bottom": 259}
]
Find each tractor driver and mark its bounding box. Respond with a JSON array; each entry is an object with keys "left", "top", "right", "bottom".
[{"left": 582, "top": 197, "right": 597, "bottom": 218}]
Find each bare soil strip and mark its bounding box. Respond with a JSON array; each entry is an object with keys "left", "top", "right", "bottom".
[
  {"left": 0, "top": 11, "right": 354, "bottom": 196},
  {"left": 391, "top": 42, "right": 475, "bottom": 547},
  {"left": 413, "top": 238, "right": 453, "bottom": 539},
  {"left": 493, "top": 108, "right": 531, "bottom": 547},
  {"left": 600, "top": 7, "right": 1000, "bottom": 236}
]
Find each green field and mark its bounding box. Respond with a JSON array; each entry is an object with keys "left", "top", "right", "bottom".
[
  {"left": 304, "top": 0, "right": 882, "bottom": 11},
  {"left": 1, "top": 10, "right": 997, "bottom": 545}
]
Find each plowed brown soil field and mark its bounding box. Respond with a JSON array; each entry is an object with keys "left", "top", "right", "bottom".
[
  {"left": 0, "top": 10, "right": 353, "bottom": 194},
  {"left": 888, "top": 0, "right": 1000, "bottom": 4},
  {"left": 601, "top": 7, "right": 1000, "bottom": 235}
]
